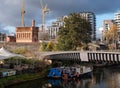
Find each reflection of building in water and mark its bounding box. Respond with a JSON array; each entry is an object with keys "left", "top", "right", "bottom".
[
  {"left": 62, "top": 79, "right": 92, "bottom": 88},
  {"left": 16, "top": 20, "right": 39, "bottom": 43},
  {"left": 102, "top": 68, "right": 120, "bottom": 88},
  {"left": 111, "top": 73, "right": 120, "bottom": 88},
  {"left": 47, "top": 79, "right": 92, "bottom": 88},
  {"left": 92, "top": 68, "right": 120, "bottom": 88}
]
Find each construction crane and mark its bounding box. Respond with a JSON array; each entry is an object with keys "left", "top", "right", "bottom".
[
  {"left": 40, "top": 0, "right": 50, "bottom": 32},
  {"left": 21, "top": 0, "right": 25, "bottom": 27}
]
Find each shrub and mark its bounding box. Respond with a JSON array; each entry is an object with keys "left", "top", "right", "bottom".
[{"left": 13, "top": 47, "right": 27, "bottom": 54}]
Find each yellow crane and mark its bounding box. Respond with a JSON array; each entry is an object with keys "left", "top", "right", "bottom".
[
  {"left": 21, "top": 0, "right": 25, "bottom": 27},
  {"left": 40, "top": 0, "right": 50, "bottom": 32}
]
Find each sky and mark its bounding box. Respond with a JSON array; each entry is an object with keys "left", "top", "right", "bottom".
[{"left": 0, "top": 0, "right": 120, "bottom": 38}]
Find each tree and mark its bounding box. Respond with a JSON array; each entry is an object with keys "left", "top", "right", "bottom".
[
  {"left": 40, "top": 41, "right": 47, "bottom": 51},
  {"left": 13, "top": 47, "right": 27, "bottom": 54},
  {"left": 46, "top": 41, "right": 55, "bottom": 51},
  {"left": 109, "top": 24, "right": 118, "bottom": 44},
  {"left": 104, "top": 24, "right": 118, "bottom": 50},
  {"left": 57, "top": 13, "right": 92, "bottom": 51},
  {"left": 104, "top": 24, "right": 118, "bottom": 44}
]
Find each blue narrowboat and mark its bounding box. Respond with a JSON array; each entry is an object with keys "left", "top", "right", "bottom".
[
  {"left": 48, "top": 66, "right": 93, "bottom": 79},
  {"left": 48, "top": 68, "right": 62, "bottom": 78}
]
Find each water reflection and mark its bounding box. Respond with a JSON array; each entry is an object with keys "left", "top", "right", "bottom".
[
  {"left": 47, "top": 78, "right": 92, "bottom": 88},
  {"left": 48, "top": 79, "right": 61, "bottom": 86},
  {"left": 91, "top": 67, "right": 120, "bottom": 88},
  {"left": 6, "top": 67, "right": 120, "bottom": 88}
]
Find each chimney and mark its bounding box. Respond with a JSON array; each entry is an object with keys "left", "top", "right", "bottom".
[{"left": 32, "top": 20, "right": 35, "bottom": 27}]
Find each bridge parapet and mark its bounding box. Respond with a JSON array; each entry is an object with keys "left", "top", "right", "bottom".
[
  {"left": 39, "top": 51, "right": 120, "bottom": 63},
  {"left": 88, "top": 51, "right": 120, "bottom": 63}
]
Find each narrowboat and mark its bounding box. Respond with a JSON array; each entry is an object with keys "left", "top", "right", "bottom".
[
  {"left": 47, "top": 68, "right": 62, "bottom": 78},
  {"left": 47, "top": 66, "right": 92, "bottom": 79},
  {"left": 0, "top": 69, "right": 16, "bottom": 78}
]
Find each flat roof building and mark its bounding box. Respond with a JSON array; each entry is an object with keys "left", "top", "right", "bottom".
[
  {"left": 102, "top": 20, "right": 117, "bottom": 44},
  {"left": 79, "top": 12, "right": 96, "bottom": 41},
  {"left": 16, "top": 20, "right": 39, "bottom": 43},
  {"left": 48, "top": 12, "right": 96, "bottom": 42}
]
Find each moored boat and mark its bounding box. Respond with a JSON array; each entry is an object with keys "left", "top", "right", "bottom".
[
  {"left": 47, "top": 66, "right": 92, "bottom": 79},
  {"left": 47, "top": 67, "right": 63, "bottom": 78}
]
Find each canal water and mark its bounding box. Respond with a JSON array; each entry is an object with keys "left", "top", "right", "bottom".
[{"left": 6, "top": 66, "right": 120, "bottom": 88}]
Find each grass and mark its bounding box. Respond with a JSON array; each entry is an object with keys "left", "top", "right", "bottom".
[{"left": 0, "top": 67, "right": 50, "bottom": 87}]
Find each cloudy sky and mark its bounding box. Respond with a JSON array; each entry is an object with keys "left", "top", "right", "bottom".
[{"left": 0, "top": 0, "right": 120, "bottom": 38}]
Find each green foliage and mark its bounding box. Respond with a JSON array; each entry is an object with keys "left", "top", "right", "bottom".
[
  {"left": 0, "top": 82, "right": 4, "bottom": 88},
  {"left": 0, "top": 73, "right": 45, "bottom": 87},
  {"left": 34, "top": 60, "right": 47, "bottom": 68},
  {"left": 40, "top": 41, "right": 57, "bottom": 51},
  {"left": 40, "top": 42, "right": 47, "bottom": 51},
  {"left": 0, "top": 60, "right": 50, "bottom": 87},
  {"left": 13, "top": 47, "right": 27, "bottom": 54},
  {"left": 20, "top": 59, "right": 33, "bottom": 64},
  {"left": 46, "top": 41, "right": 55, "bottom": 51},
  {"left": 57, "top": 13, "right": 92, "bottom": 51}
]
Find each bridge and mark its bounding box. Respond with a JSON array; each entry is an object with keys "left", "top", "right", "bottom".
[{"left": 39, "top": 51, "right": 120, "bottom": 64}]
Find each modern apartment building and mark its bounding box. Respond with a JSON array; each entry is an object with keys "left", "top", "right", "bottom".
[
  {"left": 114, "top": 11, "right": 120, "bottom": 43},
  {"left": 102, "top": 20, "right": 117, "bottom": 43},
  {"left": 47, "top": 17, "right": 64, "bottom": 40},
  {"left": 48, "top": 12, "right": 96, "bottom": 42},
  {"left": 79, "top": 12, "right": 96, "bottom": 41},
  {"left": 114, "top": 11, "right": 120, "bottom": 30},
  {"left": 0, "top": 33, "right": 6, "bottom": 42},
  {"left": 103, "top": 20, "right": 115, "bottom": 30}
]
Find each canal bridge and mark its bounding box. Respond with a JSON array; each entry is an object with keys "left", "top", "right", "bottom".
[{"left": 39, "top": 51, "right": 120, "bottom": 64}]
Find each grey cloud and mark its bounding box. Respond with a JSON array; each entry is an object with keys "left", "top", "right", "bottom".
[
  {"left": 47, "top": 0, "right": 120, "bottom": 15},
  {"left": 0, "top": 0, "right": 120, "bottom": 33},
  {"left": 0, "top": 24, "right": 9, "bottom": 33}
]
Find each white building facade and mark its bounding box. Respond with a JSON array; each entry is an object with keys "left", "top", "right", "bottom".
[
  {"left": 47, "top": 12, "right": 96, "bottom": 41},
  {"left": 114, "top": 11, "right": 120, "bottom": 43},
  {"left": 47, "top": 17, "right": 64, "bottom": 40}
]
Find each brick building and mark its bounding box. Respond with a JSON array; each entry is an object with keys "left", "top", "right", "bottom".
[
  {"left": 16, "top": 20, "right": 39, "bottom": 43},
  {"left": 6, "top": 35, "right": 16, "bottom": 42}
]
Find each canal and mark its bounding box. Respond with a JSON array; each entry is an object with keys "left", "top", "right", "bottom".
[{"left": 6, "top": 66, "right": 120, "bottom": 88}]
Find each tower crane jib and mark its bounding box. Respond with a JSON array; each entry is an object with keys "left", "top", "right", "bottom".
[
  {"left": 40, "top": 0, "right": 50, "bottom": 32},
  {"left": 21, "top": 0, "right": 25, "bottom": 27}
]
